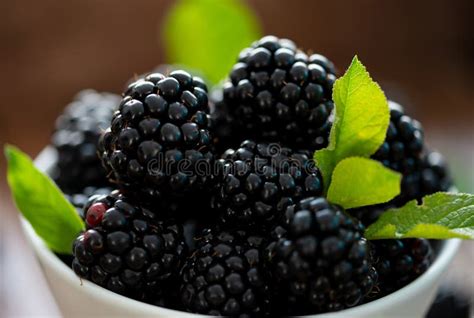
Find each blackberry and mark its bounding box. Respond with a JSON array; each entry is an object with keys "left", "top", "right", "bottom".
[
  {"left": 179, "top": 228, "right": 271, "bottom": 317},
  {"left": 72, "top": 190, "right": 187, "bottom": 303},
  {"left": 372, "top": 101, "right": 425, "bottom": 199},
  {"left": 214, "top": 35, "right": 336, "bottom": 151},
  {"left": 99, "top": 71, "right": 215, "bottom": 203},
  {"left": 372, "top": 101, "right": 452, "bottom": 204},
  {"left": 353, "top": 102, "right": 452, "bottom": 226},
  {"left": 51, "top": 90, "right": 120, "bottom": 194},
  {"left": 371, "top": 238, "right": 433, "bottom": 295},
  {"left": 265, "top": 197, "right": 377, "bottom": 315},
  {"left": 211, "top": 140, "right": 324, "bottom": 229}
]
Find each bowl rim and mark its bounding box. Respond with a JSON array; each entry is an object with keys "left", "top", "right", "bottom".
[
  {"left": 20, "top": 147, "right": 462, "bottom": 317},
  {"left": 20, "top": 218, "right": 461, "bottom": 317}
]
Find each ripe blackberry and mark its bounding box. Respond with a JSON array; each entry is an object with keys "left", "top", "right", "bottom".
[
  {"left": 265, "top": 197, "right": 377, "bottom": 315},
  {"left": 179, "top": 228, "right": 271, "bottom": 317},
  {"left": 353, "top": 102, "right": 452, "bottom": 226},
  {"left": 51, "top": 90, "right": 119, "bottom": 194},
  {"left": 211, "top": 140, "right": 324, "bottom": 229},
  {"left": 371, "top": 238, "right": 433, "bottom": 295},
  {"left": 72, "top": 190, "right": 187, "bottom": 303},
  {"left": 215, "top": 35, "right": 336, "bottom": 151},
  {"left": 372, "top": 101, "right": 424, "bottom": 175},
  {"left": 371, "top": 101, "right": 452, "bottom": 204},
  {"left": 99, "top": 71, "right": 214, "bottom": 202}
]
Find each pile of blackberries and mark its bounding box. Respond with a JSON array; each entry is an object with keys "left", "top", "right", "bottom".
[{"left": 50, "top": 36, "right": 451, "bottom": 316}]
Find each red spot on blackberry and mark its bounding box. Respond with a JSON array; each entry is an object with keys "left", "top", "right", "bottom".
[
  {"left": 86, "top": 202, "right": 108, "bottom": 228},
  {"left": 72, "top": 191, "right": 186, "bottom": 304}
]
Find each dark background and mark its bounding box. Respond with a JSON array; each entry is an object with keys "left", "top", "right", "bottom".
[{"left": 1, "top": 1, "right": 473, "bottom": 316}]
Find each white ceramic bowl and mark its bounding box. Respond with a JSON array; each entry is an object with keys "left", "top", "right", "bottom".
[{"left": 19, "top": 148, "right": 462, "bottom": 317}]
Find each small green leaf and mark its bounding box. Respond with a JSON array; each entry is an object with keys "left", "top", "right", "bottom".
[
  {"left": 365, "top": 192, "right": 474, "bottom": 240},
  {"left": 163, "top": 0, "right": 262, "bottom": 84},
  {"left": 5, "top": 145, "right": 85, "bottom": 254},
  {"left": 315, "top": 56, "right": 389, "bottom": 191},
  {"left": 327, "top": 157, "right": 401, "bottom": 209}
]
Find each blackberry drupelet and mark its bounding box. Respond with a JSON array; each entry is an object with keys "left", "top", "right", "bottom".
[
  {"left": 72, "top": 190, "right": 187, "bottom": 303},
  {"left": 51, "top": 90, "right": 120, "bottom": 194},
  {"left": 179, "top": 228, "right": 271, "bottom": 317},
  {"left": 265, "top": 197, "right": 377, "bottom": 315},
  {"left": 211, "top": 140, "right": 324, "bottom": 229},
  {"left": 65, "top": 186, "right": 112, "bottom": 219},
  {"left": 371, "top": 238, "right": 433, "bottom": 295},
  {"left": 58, "top": 187, "right": 112, "bottom": 267},
  {"left": 214, "top": 35, "right": 336, "bottom": 151},
  {"left": 420, "top": 150, "right": 452, "bottom": 195},
  {"left": 99, "top": 71, "right": 214, "bottom": 202}
]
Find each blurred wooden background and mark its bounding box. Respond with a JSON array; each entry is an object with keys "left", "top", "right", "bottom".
[
  {"left": 0, "top": 0, "right": 473, "bottom": 156},
  {"left": 0, "top": 0, "right": 473, "bottom": 316}
]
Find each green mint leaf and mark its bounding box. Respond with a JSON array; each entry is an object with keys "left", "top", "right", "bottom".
[
  {"left": 365, "top": 192, "right": 474, "bottom": 240},
  {"left": 315, "top": 56, "right": 390, "bottom": 191},
  {"left": 5, "top": 145, "right": 85, "bottom": 254},
  {"left": 163, "top": 0, "right": 262, "bottom": 84},
  {"left": 327, "top": 157, "right": 401, "bottom": 209}
]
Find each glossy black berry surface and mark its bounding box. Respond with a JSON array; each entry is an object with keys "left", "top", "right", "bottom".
[
  {"left": 212, "top": 35, "right": 336, "bottom": 151},
  {"left": 371, "top": 101, "right": 452, "bottom": 205},
  {"left": 72, "top": 190, "right": 187, "bottom": 303},
  {"left": 265, "top": 197, "right": 377, "bottom": 315},
  {"left": 419, "top": 150, "right": 452, "bottom": 195},
  {"left": 99, "top": 71, "right": 215, "bottom": 202},
  {"left": 211, "top": 140, "right": 324, "bottom": 229},
  {"left": 179, "top": 228, "right": 271, "bottom": 317},
  {"left": 51, "top": 90, "right": 119, "bottom": 193},
  {"left": 353, "top": 101, "right": 453, "bottom": 227},
  {"left": 371, "top": 238, "right": 433, "bottom": 296}
]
